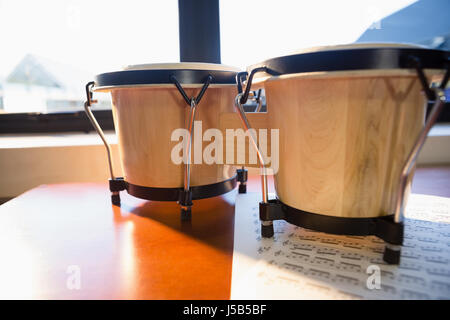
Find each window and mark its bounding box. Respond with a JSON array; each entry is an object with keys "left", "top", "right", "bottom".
[{"left": 0, "top": 0, "right": 179, "bottom": 114}]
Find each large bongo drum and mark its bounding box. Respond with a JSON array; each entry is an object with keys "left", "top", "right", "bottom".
[
  {"left": 84, "top": 63, "right": 245, "bottom": 217},
  {"left": 235, "top": 44, "right": 449, "bottom": 263}
]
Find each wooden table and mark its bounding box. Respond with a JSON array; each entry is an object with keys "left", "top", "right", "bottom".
[{"left": 0, "top": 166, "right": 448, "bottom": 299}]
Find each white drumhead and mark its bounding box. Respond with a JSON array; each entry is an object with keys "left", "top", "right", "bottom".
[{"left": 124, "top": 62, "right": 240, "bottom": 72}]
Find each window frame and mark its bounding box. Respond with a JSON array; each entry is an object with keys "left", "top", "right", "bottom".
[{"left": 0, "top": 110, "right": 114, "bottom": 134}]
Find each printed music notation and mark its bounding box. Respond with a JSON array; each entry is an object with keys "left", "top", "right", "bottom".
[{"left": 230, "top": 193, "right": 450, "bottom": 300}]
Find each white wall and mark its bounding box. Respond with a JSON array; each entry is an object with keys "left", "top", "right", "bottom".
[{"left": 0, "top": 132, "right": 122, "bottom": 198}]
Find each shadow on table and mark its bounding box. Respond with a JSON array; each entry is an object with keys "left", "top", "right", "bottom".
[{"left": 114, "top": 189, "right": 237, "bottom": 253}]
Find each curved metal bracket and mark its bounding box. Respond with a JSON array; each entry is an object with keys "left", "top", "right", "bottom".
[
  {"left": 394, "top": 87, "right": 447, "bottom": 223},
  {"left": 236, "top": 67, "right": 268, "bottom": 105},
  {"left": 83, "top": 81, "right": 116, "bottom": 180}
]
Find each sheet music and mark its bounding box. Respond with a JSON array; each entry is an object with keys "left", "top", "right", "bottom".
[{"left": 231, "top": 193, "right": 450, "bottom": 299}]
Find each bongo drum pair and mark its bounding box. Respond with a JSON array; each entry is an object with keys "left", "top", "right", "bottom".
[{"left": 84, "top": 43, "right": 449, "bottom": 264}]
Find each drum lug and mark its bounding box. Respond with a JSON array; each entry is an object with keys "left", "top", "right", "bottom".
[
  {"left": 236, "top": 167, "right": 248, "bottom": 194},
  {"left": 259, "top": 199, "right": 285, "bottom": 221}
]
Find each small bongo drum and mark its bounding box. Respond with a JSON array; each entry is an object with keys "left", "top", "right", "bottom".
[
  {"left": 235, "top": 44, "right": 449, "bottom": 263},
  {"left": 84, "top": 63, "right": 246, "bottom": 218}
]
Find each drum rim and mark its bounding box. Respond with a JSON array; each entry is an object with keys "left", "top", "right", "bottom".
[
  {"left": 248, "top": 46, "right": 449, "bottom": 78},
  {"left": 125, "top": 175, "right": 238, "bottom": 201},
  {"left": 94, "top": 68, "right": 238, "bottom": 90},
  {"left": 260, "top": 198, "right": 403, "bottom": 245}
]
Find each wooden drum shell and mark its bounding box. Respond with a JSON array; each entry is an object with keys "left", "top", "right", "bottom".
[
  {"left": 110, "top": 86, "right": 237, "bottom": 188},
  {"left": 262, "top": 71, "right": 427, "bottom": 218}
]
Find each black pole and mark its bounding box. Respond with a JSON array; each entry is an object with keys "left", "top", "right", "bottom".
[{"left": 178, "top": 0, "right": 221, "bottom": 63}]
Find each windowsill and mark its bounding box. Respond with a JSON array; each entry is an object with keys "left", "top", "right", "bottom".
[
  {"left": 1, "top": 123, "right": 449, "bottom": 148},
  {"left": 416, "top": 123, "right": 450, "bottom": 165},
  {"left": 0, "top": 131, "right": 118, "bottom": 148},
  {"left": 427, "top": 123, "right": 450, "bottom": 136},
  {"left": 0, "top": 124, "right": 449, "bottom": 198}
]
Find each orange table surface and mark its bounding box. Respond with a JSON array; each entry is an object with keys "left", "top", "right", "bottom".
[{"left": 0, "top": 167, "right": 448, "bottom": 299}]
